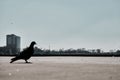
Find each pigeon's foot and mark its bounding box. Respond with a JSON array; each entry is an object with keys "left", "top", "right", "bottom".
[{"left": 25, "top": 60, "right": 32, "bottom": 63}]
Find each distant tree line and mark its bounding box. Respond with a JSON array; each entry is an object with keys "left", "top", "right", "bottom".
[
  {"left": 0, "top": 46, "right": 120, "bottom": 56},
  {"left": 33, "top": 47, "right": 120, "bottom": 56},
  {"left": 0, "top": 46, "right": 18, "bottom": 56}
]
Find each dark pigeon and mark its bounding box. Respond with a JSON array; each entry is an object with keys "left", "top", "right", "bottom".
[{"left": 10, "top": 41, "right": 36, "bottom": 63}]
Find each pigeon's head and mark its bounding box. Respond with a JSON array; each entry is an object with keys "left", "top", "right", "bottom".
[{"left": 31, "top": 41, "right": 36, "bottom": 45}]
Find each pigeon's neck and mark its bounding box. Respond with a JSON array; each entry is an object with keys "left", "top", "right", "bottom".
[{"left": 29, "top": 44, "right": 35, "bottom": 48}]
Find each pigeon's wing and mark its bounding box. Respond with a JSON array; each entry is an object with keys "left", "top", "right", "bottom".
[{"left": 19, "top": 47, "right": 29, "bottom": 58}]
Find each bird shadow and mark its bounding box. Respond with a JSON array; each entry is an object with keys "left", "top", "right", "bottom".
[{"left": 10, "top": 62, "right": 33, "bottom": 64}]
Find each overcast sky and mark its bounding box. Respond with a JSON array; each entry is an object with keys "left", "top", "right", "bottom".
[{"left": 0, "top": 0, "right": 120, "bottom": 51}]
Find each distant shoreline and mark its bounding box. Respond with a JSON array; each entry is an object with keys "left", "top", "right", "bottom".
[{"left": 0, "top": 55, "right": 120, "bottom": 57}]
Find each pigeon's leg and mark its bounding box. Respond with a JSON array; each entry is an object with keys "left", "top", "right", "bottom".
[
  {"left": 25, "top": 59, "right": 29, "bottom": 63},
  {"left": 25, "top": 59, "right": 32, "bottom": 63}
]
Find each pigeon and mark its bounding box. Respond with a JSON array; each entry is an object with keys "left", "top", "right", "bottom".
[{"left": 10, "top": 41, "right": 36, "bottom": 63}]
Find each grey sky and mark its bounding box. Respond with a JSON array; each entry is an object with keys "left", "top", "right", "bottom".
[{"left": 0, "top": 0, "right": 120, "bottom": 51}]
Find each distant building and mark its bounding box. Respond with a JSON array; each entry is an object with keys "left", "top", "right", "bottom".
[{"left": 6, "top": 34, "right": 21, "bottom": 55}]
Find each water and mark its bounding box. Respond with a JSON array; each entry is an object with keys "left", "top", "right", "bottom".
[{"left": 0, "top": 57, "right": 120, "bottom": 64}]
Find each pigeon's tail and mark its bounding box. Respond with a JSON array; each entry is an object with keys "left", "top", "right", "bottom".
[{"left": 10, "top": 57, "right": 19, "bottom": 63}]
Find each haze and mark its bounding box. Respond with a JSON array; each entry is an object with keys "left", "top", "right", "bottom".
[{"left": 0, "top": 0, "right": 120, "bottom": 51}]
